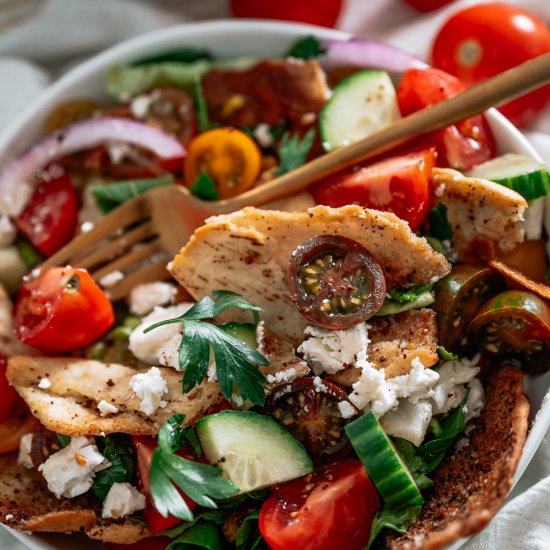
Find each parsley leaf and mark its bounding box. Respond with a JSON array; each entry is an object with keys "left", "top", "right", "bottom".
[
  {"left": 190, "top": 172, "right": 219, "bottom": 201},
  {"left": 144, "top": 291, "right": 269, "bottom": 406},
  {"left": 367, "top": 505, "right": 422, "bottom": 549},
  {"left": 56, "top": 433, "right": 71, "bottom": 448},
  {"left": 392, "top": 438, "right": 433, "bottom": 492},
  {"left": 151, "top": 415, "right": 239, "bottom": 522},
  {"left": 388, "top": 282, "right": 433, "bottom": 303},
  {"left": 437, "top": 346, "right": 459, "bottom": 361},
  {"left": 426, "top": 202, "right": 453, "bottom": 241},
  {"left": 275, "top": 129, "right": 316, "bottom": 176},
  {"left": 132, "top": 47, "right": 213, "bottom": 66},
  {"left": 91, "top": 175, "right": 174, "bottom": 213},
  {"left": 286, "top": 36, "right": 326, "bottom": 59},
  {"left": 166, "top": 521, "right": 225, "bottom": 550}
]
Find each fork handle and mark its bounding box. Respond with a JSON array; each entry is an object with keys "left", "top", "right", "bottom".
[{"left": 219, "top": 52, "right": 550, "bottom": 211}]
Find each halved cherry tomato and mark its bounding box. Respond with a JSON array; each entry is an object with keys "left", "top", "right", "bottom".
[
  {"left": 469, "top": 290, "right": 550, "bottom": 374},
  {"left": 184, "top": 127, "right": 261, "bottom": 199},
  {"left": 431, "top": 3, "right": 550, "bottom": 127},
  {"left": 14, "top": 166, "right": 79, "bottom": 257},
  {"left": 309, "top": 148, "right": 436, "bottom": 230},
  {"left": 132, "top": 436, "right": 198, "bottom": 534},
  {"left": 397, "top": 68, "right": 496, "bottom": 170},
  {"left": 264, "top": 377, "right": 355, "bottom": 463},
  {"left": 0, "top": 402, "right": 39, "bottom": 455},
  {"left": 0, "top": 356, "right": 18, "bottom": 423},
  {"left": 259, "top": 460, "right": 380, "bottom": 550},
  {"left": 287, "top": 235, "right": 386, "bottom": 329},
  {"left": 104, "top": 538, "right": 171, "bottom": 550},
  {"left": 13, "top": 267, "right": 114, "bottom": 352}
]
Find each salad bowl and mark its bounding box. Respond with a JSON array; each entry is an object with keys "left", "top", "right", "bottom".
[{"left": 0, "top": 19, "right": 549, "bottom": 550}]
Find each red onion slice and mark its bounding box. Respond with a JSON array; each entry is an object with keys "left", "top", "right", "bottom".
[
  {"left": 0, "top": 117, "right": 185, "bottom": 216},
  {"left": 323, "top": 39, "right": 423, "bottom": 73}
]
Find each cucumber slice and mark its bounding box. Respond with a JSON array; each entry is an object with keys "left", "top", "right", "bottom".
[
  {"left": 345, "top": 411, "right": 423, "bottom": 509},
  {"left": 320, "top": 70, "right": 400, "bottom": 151},
  {"left": 375, "top": 291, "right": 434, "bottom": 317},
  {"left": 218, "top": 322, "right": 257, "bottom": 349},
  {"left": 467, "top": 154, "right": 550, "bottom": 201},
  {"left": 196, "top": 410, "right": 313, "bottom": 493}
]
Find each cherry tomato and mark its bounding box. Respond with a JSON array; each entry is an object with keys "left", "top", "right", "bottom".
[
  {"left": 0, "top": 402, "right": 39, "bottom": 455},
  {"left": 13, "top": 267, "right": 114, "bottom": 352},
  {"left": 229, "top": 0, "right": 343, "bottom": 28},
  {"left": 104, "top": 538, "right": 171, "bottom": 550},
  {"left": 132, "top": 436, "right": 198, "bottom": 534},
  {"left": 184, "top": 127, "right": 261, "bottom": 199},
  {"left": 0, "top": 356, "right": 18, "bottom": 424},
  {"left": 287, "top": 235, "right": 386, "bottom": 329},
  {"left": 259, "top": 460, "right": 380, "bottom": 550},
  {"left": 431, "top": 3, "right": 550, "bottom": 127},
  {"left": 403, "top": 0, "right": 454, "bottom": 12},
  {"left": 14, "top": 166, "right": 79, "bottom": 257},
  {"left": 309, "top": 148, "right": 436, "bottom": 230},
  {"left": 264, "top": 377, "right": 355, "bottom": 463},
  {"left": 397, "top": 68, "right": 496, "bottom": 170}
]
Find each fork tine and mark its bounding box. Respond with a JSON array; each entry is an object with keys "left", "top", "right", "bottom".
[
  {"left": 40, "top": 194, "right": 150, "bottom": 270},
  {"left": 105, "top": 258, "right": 170, "bottom": 302},
  {"left": 92, "top": 239, "right": 163, "bottom": 281}
]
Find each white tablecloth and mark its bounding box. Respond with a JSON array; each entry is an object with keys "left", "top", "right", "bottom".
[{"left": 0, "top": 1, "right": 549, "bottom": 548}]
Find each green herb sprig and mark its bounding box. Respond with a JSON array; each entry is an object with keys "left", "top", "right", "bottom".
[
  {"left": 151, "top": 415, "right": 239, "bottom": 522},
  {"left": 144, "top": 291, "right": 269, "bottom": 406},
  {"left": 190, "top": 172, "right": 220, "bottom": 201},
  {"left": 275, "top": 129, "right": 315, "bottom": 176},
  {"left": 426, "top": 202, "right": 453, "bottom": 241}
]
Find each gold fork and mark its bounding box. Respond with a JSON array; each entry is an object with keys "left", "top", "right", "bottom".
[{"left": 40, "top": 52, "right": 550, "bottom": 301}]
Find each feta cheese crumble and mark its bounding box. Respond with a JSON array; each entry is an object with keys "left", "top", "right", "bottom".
[
  {"left": 97, "top": 400, "right": 119, "bottom": 416},
  {"left": 17, "top": 433, "right": 34, "bottom": 469},
  {"left": 38, "top": 437, "right": 109, "bottom": 498},
  {"left": 129, "top": 367, "right": 169, "bottom": 416},
  {"left": 298, "top": 323, "right": 369, "bottom": 375},
  {"left": 337, "top": 401, "right": 357, "bottom": 419},
  {"left": 129, "top": 282, "right": 177, "bottom": 316},
  {"left": 99, "top": 270, "right": 124, "bottom": 288},
  {"left": 381, "top": 399, "right": 433, "bottom": 446},
  {"left": 266, "top": 367, "right": 297, "bottom": 385},
  {"left": 101, "top": 482, "right": 146, "bottom": 519},
  {"left": 38, "top": 377, "right": 51, "bottom": 389}
]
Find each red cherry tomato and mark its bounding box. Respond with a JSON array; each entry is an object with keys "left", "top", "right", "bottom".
[
  {"left": 13, "top": 267, "right": 114, "bottom": 352},
  {"left": 0, "top": 356, "right": 18, "bottom": 423},
  {"left": 104, "top": 538, "right": 171, "bottom": 550},
  {"left": 14, "top": 166, "right": 78, "bottom": 257},
  {"left": 431, "top": 3, "right": 550, "bottom": 127},
  {"left": 229, "top": 0, "right": 343, "bottom": 28},
  {"left": 403, "top": 0, "right": 455, "bottom": 12},
  {"left": 259, "top": 460, "right": 380, "bottom": 550},
  {"left": 397, "top": 68, "right": 496, "bottom": 170},
  {"left": 310, "top": 148, "right": 436, "bottom": 230},
  {"left": 132, "top": 436, "right": 198, "bottom": 534}
]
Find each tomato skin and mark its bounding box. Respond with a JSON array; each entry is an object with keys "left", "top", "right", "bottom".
[
  {"left": 0, "top": 356, "right": 18, "bottom": 423},
  {"left": 13, "top": 267, "right": 114, "bottom": 352},
  {"left": 309, "top": 148, "right": 436, "bottom": 230},
  {"left": 14, "top": 166, "right": 79, "bottom": 257},
  {"left": 229, "top": 0, "right": 343, "bottom": 28},
  {"left": 397, "top": 68, "right": 496, "bottom": 170},
  {"left": 431, "top": 3, "right": 550, "bottom": 127},
  {"left": 259, "top": 460, "right": 379, "bottom": 550}
]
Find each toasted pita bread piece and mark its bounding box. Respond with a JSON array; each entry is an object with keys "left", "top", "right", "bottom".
[
  {"left": 389, "top": 365, "right": 529, "bottom": 550},
  {"left": 328, "top": 309, "right": 439, "bottom": 387},
  {"left": 170, "top": 205, "right": 450, "bottom": 344},
  {"left": 7, "top": 357, "right": 224, "bottom": 436},
  {"left": 433, "top": 168, "right": 526, "bottom": 257},
  {"left": 0, "top": 451, "right": 151, "bottom": 542}
]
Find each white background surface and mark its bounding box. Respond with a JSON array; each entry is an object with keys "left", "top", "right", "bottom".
[{"left": 0, "top": 1, "right": 549, "bottom": 548}]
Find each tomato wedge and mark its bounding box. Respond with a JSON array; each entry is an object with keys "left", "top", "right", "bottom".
[
  {"left": 259, "top": 460, "right": 380, "bottom": 550},
  {"left": 397, "top": 68, "right": 496, "bottom": 170},
  {"left": 309, "top": 148, "right": 436, "bottom": 230},
  {"left": 13, "top": 267, "right": 114, "bottom": 352},
  {"left": 14, "top": 166, "right": 79, "bottom": 257}
]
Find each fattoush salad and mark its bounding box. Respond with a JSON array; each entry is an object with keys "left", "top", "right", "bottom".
[{"left": 0, "top": 36, "right": 548, "bottom": 550}]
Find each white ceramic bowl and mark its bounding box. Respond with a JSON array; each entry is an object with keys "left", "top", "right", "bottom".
[{"left": 1, "top": 19, "right": 548, "bottom": 550}]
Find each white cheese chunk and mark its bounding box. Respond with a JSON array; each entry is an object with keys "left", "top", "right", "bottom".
[
  {"left": 129, "top": 366, "right": 169, "bottom": 416},
  {"left": 101, "top": 482, "right": 146, "bottom": 519},
  {"left": 128, "top": 282, "right": 177, "bottom": 316},
  {"left": 17, "top": 433, "right": 34, "bottom": 469},
  {"left": 381, "top": 399, "right": 432, "bottom": 447},
  {"left": 38, "top": 437, "right": 109, "bottom": 498},
  {"left": 523, "top": 197, "right": 543, "bottom": 240},
  {"left": 298, "top": 323, "right": 369, "bottom": 375},
  {"left": 266, "top": 367, "right": 298, "bottom": 385},
  {"left": 97, "top": 400, "right": 119, "bottom": 416},
  {"left": 337, "top": 401, "right": 357, "bottom": 419},
  {"left": 99, "top": 271, "right": 124, "bottom": 288},
  {"left": 37, "top": 377, "right": 51, "bottom": 389}
]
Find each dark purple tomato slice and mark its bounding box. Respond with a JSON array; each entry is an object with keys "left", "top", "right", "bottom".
[
  {"left": 264, "top": 376, "right": 356, "bottom": 463},
  {"left": 286, "top": 235, "right": 386, "bottom": 329}
]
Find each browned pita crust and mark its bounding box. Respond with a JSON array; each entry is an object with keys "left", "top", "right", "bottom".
[
  {"left": 389, "top": 365, "right": 529, "bottom": 550},
  {"left": 0, "top": 451, "right": 151, "bottom": 543},
  {"left": 170, "top": 206, "right": 450, "bottom": 344}
]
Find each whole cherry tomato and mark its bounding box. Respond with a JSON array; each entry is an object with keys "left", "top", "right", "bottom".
[
  {"left": 431, "top": 3, "right": 550, "bottom": 127},
  {"left": 259, "top": 460, "right": 380, "bottom": 550},
  {"left": 229, "top": 0, "right": 343, "bottom": 28},
  {"left": 13, "top": 267, "right": 114, "bottom": 352}
]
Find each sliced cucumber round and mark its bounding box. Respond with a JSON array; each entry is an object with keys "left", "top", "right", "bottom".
[
  {"left": 345, "top": 411, "right": 423, "bottom": 509},
  {"left": 320, "top": 70, "right": 400, "bottom": 151},
  {"left": 467, "top": 153, "right": 550, "bottom": 201},
  {"left": 196, "top": 410, "right": 313, "bottom": 493}
]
